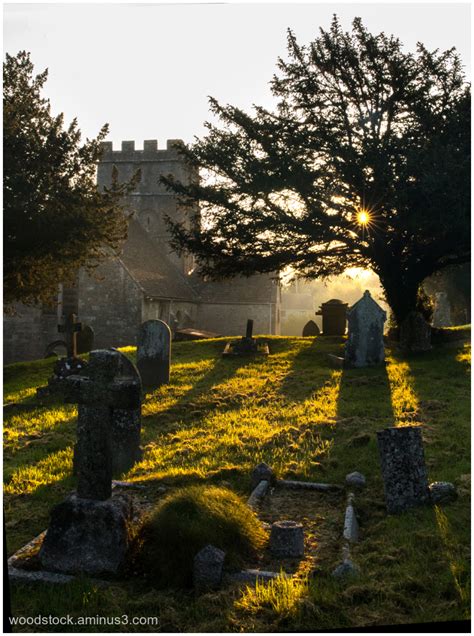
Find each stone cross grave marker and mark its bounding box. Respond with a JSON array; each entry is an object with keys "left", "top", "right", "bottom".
[
  {"left": 377, "top": 426, "right": 430, "bottom": 514},
  {"left": 66, "top": 349, "right": 141, "bottom": 500},
  {"left": 137, "top": 320, "right": 171, "bottom": 388},
  {"left": 58, "top": 313, "right": 83, "bottom": 358},
  {"left": 345, "top": 290, "right": 387, "bottom": 368}
]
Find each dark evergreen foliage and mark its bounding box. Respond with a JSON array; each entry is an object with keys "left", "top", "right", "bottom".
[
  {"left": 162, "top": 17, "right": 470, "bottom": 325},
  {"left": 4, "top": 51, "right": 138, "bottom": 308}
]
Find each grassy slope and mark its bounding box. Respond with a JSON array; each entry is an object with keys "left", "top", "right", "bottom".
[{"left": 4, "top": 334, "right": 471, "bottom": 632}]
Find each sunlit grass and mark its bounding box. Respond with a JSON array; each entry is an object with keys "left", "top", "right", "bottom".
[
  {"left": 434, "top": 505, "right": 470, "bottom": 615},
  {"left": 385, "top": 357, "right": 420, "bottom": 427},
  {"left": 4, "top": 333, "right": 470, "bottom": 631},
  {"left": 456, "top": 343, "right": 471, "bottom": 368},
  {"left": 236, "top": 573, "right": 309, "bottom": 617},
  {"left": 4, "top": 447, "right": 73, "bottom": 495}
]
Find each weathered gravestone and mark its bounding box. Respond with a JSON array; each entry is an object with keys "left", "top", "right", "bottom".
[
  {"left": 302, "top": 320, "right": 320, "bottom": 337},
  {"left": 377, "top": 426, "right": 430, "bottom": 514},
  {"left": 345, "top": 290, "right": 387, "bottom": 368},
  {"left": 399, "top": 311, "right": 431, "bottom": 353},
  {"left": 39, "top": 350, "right": 135, "bottom": 575},
  {"left": 72, "top": 350, "right": 143, "bottom": 477},
  {"left": 432, "top": 292, "right": 452, "bottom": 328},
  {"left": 76, "top": 325, "right": 95, "bottom": 355},
  {"left": 137, "top": 320, "right": 171, "bottom": 388}
]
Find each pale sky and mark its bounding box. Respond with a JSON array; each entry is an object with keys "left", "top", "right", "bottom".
[{"left": 3, "top": 2, "right": 471, "bottom": 148}]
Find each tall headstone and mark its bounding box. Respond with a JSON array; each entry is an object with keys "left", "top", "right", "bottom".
[
  {"left": 345, "top": 290, "right": 387, "bottom": 368},
  {"left": 432, "top": 292, "right": 452, "bottom": 328},
  {"left": 39, "top": 350, "right": 135, "bottom": 575},
  {"left": 112, "top": 350, "right": 143, "bottom": 474},
  {"left": 377, "top": 426, "right": 430, "bottom": 514},
  {"left": 58, "top": 313, "right": 83, "bottom": 358},
  {"left": 302, "top": 320, "right": 320, "bottom": 337},
  {"left": 76, "top": 325, "right": 95, "bottom": 355},
  {"left": 137, "top": 320, "right": 171, "bottom": 388},
  {"left": 399, "top": 311, "right": 431, "bottom": 353}
]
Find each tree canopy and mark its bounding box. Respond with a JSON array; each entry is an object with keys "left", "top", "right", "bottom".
[
  {"left": 4, "top": 51, "right": 137, "bottom": 309},
  {"left": 162, "top": 17, "right": 470, "bottom": 325}
]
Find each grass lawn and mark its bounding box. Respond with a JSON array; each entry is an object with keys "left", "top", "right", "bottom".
[{"left": 4, "top": 333, "right": 471, "bottom": 632}]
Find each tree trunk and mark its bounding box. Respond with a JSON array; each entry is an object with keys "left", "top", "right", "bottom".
[{"left": 379, "top": 274, "right": 420, "bottom": 328}]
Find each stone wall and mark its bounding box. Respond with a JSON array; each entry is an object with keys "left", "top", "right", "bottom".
[
  {"left": 78, "top": 260, "right": 142, "bottom": 349},
  {"left": 4, "top": 304, "right": 59, "bottom": 364},
  {"left": 196, "top": 303, "right": 277, "bottom": 336}
]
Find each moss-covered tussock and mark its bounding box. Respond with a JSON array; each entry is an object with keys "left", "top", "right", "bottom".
[{"left": 135, "top": 485, "right": 267, "bottom": 588}]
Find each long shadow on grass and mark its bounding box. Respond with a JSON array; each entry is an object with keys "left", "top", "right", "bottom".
[
  {"left": 328, "top": 357, "right": 394, "bottom": 484},
  {"left": 391, "top": 345, "right": 471, "bottom": 480},
  {"left": 277, "top": 337, "right": 344, "bottom": 402},
  {"left": 141, "top": 351, "right": 269, "bottom": 441}
]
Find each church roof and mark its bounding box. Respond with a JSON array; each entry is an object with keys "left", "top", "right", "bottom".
[{"left": 119, "top": 219, "right": 198, "bottom": 301}]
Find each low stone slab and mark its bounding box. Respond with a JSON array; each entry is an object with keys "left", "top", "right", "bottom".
[
  {"left": 247, "top": 480, "right": 269, "bottom": 509},
  {"left": 8, "top": 566, "right": 76, "bottom": 585},
  {"left": 327, "top": 354, "right": 344, "bottom": 369},
  {"left": 225, "top": 569, "right": 284, "bottom": 585},
  {"left": 429, "top": 481, "right": 458, "bottom": 505},
  {"left": 332, "top": 559, "right": 360, "bottom": 580},
  {"left": 343, "top": 503, "right": 359, "bottom": 543},
  {"left": 345, "top": 472, "right": 366, "bottom": 489},
  {"left": 251, "top": 462, "right": 274, "bottom": 490},
  {"left": 278, "top": 479, "right": 342, "bottom": 492},
  {"left": 193, "top": 544, "right": 225, "bottom": 593}
]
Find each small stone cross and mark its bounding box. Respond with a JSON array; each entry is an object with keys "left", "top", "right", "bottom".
[
  {"left": 245, "top": 319, "right": 254, "bottom": 339},
  {"left": 58, "top": 313, "right": 83, "bottom": 358},
  {"left": 66, "top": 350, "right": 141, "bottom": 501}
]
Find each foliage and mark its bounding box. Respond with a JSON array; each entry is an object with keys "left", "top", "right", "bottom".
[
  {"left": 3, "top": 51, "right": 139, "bottom": 308},
  {"left": 162, "top": 17, "right": 470, "bottom": 325},
  {"left": 236, "top": 573, "right": 308, "bottom": 618},
  {"left": 134, "top": 485, "right": 267, "bottom": 588}
]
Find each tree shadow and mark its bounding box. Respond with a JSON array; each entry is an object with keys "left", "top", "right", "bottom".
[
  {"left": 277, "top": 337, "right": 344, "bottom": 402},
  {"left": 327, "top": 356, "right": 395, "bottom": 485}
]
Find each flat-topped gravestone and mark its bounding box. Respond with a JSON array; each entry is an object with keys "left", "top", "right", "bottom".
[
  {"left": 399, "top": 311, "right": 431, "bottom": 353},
  {"left": 302, "top": 320, "right": 320, "bottom": 337},
  {"left": 137, "top": 320, "right": 171, "bottom": 388},
  {"left": 377, "top": 426, "right": 430, "bottom": 514},
  {"left": 345, "top": 290, "right": 387, "bottom": 368}
]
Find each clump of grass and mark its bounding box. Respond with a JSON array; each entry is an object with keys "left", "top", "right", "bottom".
[
  {"left": 134, "top": 485, "right": 267, "bottom": 588},
  {"left": 236, "top": 573, "right": 308, "bottom": 618}
]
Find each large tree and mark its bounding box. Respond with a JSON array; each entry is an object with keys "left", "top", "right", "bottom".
[
  {"left": 4, "top": 51, "right": 137, "bottom": 308},
  {"left": 162, "top": 17, "right": 470, "bottom": 326}
]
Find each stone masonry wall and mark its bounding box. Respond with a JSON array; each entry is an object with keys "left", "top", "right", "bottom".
[
  {"left": 4, "top": 304, "right": 59, "bottom": 364},
  {"left": 78, "top": 259, "right": 142, "bottom": 349},
  {"left": 196, "top": 303, "right": 275, "bottom": 336}
]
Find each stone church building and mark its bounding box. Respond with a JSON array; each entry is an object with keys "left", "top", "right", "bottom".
[{"left": 4, "top": 140, "right": 281, "bottom": 363}]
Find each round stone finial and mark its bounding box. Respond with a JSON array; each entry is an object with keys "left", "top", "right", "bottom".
[{"left": 269, "top": 520, "right": 304, "bottom": 558}]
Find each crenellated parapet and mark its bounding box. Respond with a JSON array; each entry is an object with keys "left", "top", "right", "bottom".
[{"left": 99, "top": 139, "right": 185, "bottom": 162}]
